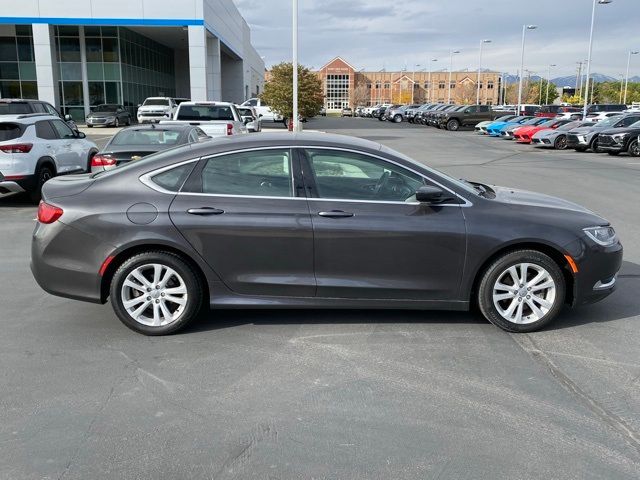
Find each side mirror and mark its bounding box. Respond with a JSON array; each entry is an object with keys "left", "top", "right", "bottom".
[
  {"left": 75, "top": 130, "right": 86, "bottom": 139},
  {"left": 258, "top": 113, "right": 263, "bottom": 118},
  {"left": 64, "top": 114, "right": 72, "bottom": 121},
  {"left": 415, "top": 185, "right": 451, "bottom": 204}
]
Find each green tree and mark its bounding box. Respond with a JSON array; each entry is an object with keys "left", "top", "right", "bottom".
[
  {"left": 261, "top": 62, "right": 324, "bottom": 120},
  {"left": 525, "top": 79, "right": 559, "bottom": 104},
  {"left": 589, "top": 81, "right": 640, "bottom": 104}
]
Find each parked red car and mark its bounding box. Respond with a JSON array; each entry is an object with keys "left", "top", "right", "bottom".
[
  {"left": 513, "top": 119, "right": 572, "bottom": 144},
  {"left": 535, "top": 105, "right": 583, "bottom": 118}
]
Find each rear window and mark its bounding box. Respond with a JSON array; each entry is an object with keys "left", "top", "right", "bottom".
[
  {"left": 0, "top": 102, "right": 31, "bottom": 114},
  {"left": 143, "top": 99, "right": 170, "bottom": 106},
  {"left": 0, "top": 123, "right": 23, "bottom": 141},
  {"left": 111, "top": 129, "right": 181, "bottom": 146},
  {"left": 176, "top": 105, "right": 235, "bottom": 121},
  {"left": 151, "top": 163, "right": 195, "bottom": 192}
]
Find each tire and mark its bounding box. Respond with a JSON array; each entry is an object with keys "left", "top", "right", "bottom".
[
  {"left": 477, "top": 249, "right": 566, "bottom": 333},
  {"left": 554, "top": 135, "right": 568, "bottom": 150},
  {"left": 114, "top": 118, "right": 120, "bottom": 128},
  {"left": 393, "top": 114, "right": 402, "bottom": 123},
  {"left": 378, "top": 116, "right": 384, "bottom": 121},
  {"left": 87, "top": 124, "right": 93, "bottom": 128},
  {"left": 447, "top": 119, "right": 460, "bottom": 131},
  {"left": 29, "top": 164, "right": 54, "bottom": 203},
  {"left": 590, "top": 138, "right": 601, "bottom": 153},
  {"left": 627, "top": 139, "right": 640, "bottom": 157},
  {"left": 574, "top": 146, "right": 587, "bottom": 152},
  {"left": 110, "top": 251, "right": 203, "bottom": 335},
  {"left": 126, "top": 116, "right": 131, "bottom": 126}
]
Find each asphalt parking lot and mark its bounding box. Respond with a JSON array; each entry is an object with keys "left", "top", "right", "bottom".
[{"left": 2, "top": 116, "right": 640, "bottom": 479}]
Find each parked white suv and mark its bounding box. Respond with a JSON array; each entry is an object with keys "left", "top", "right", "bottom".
[
  {"left": 241, "top": 98, "right": 283, "bottom": 122},
  {"left": 137, "top": 97, "right": 179, "bottom": 124},
  {"left": 0, "top": 114, "right": 98, "bottom": 201}
]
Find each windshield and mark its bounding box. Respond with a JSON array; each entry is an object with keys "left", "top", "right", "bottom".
[
  {"left": 558, "top": 121, "right": 583, "bottom": 130},
  {"left": 630, "top": 120, "right": 640, "bottom": 128},
  {"left": 143, "top": 99, "right": 170, "bottom": 106},
  {"left": 92, "top": 104, "right": 119, "bottom": 112},
  {"left": 110, "top": 129, "right": 182, "bottom": 146},
  {"left": 176, "top": 105, "right": 235, "bottom": 121},
  {"left": 237, "top": 108, "right": 253, "bottom": 117}
]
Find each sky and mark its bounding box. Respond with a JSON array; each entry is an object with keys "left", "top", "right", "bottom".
[{"left": 235, "top": 0, "right": 640, "bottom": 80}]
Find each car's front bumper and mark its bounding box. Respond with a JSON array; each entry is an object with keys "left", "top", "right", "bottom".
[
  {"left": 568, "top": 239, "right": 623, "bottom": 306},
  {"left": 567, "top": 134, "right": 590, "bottom": 148},
  {"left": 86, "top": 118, "right": 115, "bottom": 126},
  {"left": 137, "top": 115, "right": 170, "bottom": 123}
]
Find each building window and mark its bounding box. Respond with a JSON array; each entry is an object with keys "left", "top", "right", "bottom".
[
  {"left": 0, "top": 25, "right": 37, "bottom": 99},
  {"left": 438, "top": 81, "right": 445, "bottom": 89},
  {"left": 487, "top": 80, "right": 494, "bottom": 89},
  {"left": 366, "top": 83, "right": 372, "bottom": 89},
  {"left": 375, "top": 81, "right": 380, "bottom": 89},
  {"left": 384, "top": 82, "right": 390, "bottom": 89},
  {"left": 326, "top": 73, "right": 350, "bottom": 109},
  {"left": 478, "top": 81, "right": 483, "bottom": 89},
  {"left": 450, "top": 82, "right": 456, "bottom": 89},
  {"left": 424, "top": 81, "right": 430, "bottom": 89}
]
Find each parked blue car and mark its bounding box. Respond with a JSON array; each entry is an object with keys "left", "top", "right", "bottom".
[{"left": 486, "top": 116, "right": 533, "bottom": 136}]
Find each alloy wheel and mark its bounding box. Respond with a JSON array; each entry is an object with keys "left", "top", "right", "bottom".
[
  {"left": 628, "top": 140, "right": 640, "bottom": 157},
  {"left": 121, "top": 263, "right": 188, "bottom": 327},
  {"left": 492, "top": 263, "right": 556, "bottom": 325},
  {"left": 555, "top": 135, "right": 567, "bottom": 150}
]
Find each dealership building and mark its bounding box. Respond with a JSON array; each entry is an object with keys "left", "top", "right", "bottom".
[{"left": 0, "top": 0, "right": 265, "bottom": 121}]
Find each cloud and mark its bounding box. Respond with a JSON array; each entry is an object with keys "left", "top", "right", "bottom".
[{"left": 235, "top": 0, "right": 640, "bottom": 77}]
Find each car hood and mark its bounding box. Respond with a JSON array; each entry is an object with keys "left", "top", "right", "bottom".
[
  {"left": 492, "top": 185, "right": 600, "bottom": 217},
  {"left": 487, "top": 122, "right": 506, "bottom": 129},
  {"left": 599, "top": 126, "right": 640, "bottom": 135},
  {"left": 570, "top": 125, "right": 606, "bottom": 134},
  {"left": 88, "top": 112, "right": 117, "bottom": 118},
  {"left": 532, "top": 128, "right": 559, "bottom": 138},
  {"left": 138, "top": 105, "right": 171, "bottom": 111}
]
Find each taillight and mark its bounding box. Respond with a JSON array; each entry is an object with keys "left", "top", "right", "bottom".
[
  {"left": 0, "top": 143, "right": 32, "bottom": 153},
  {"left": 37, "top": 201, "right": 63, "bottom": 224},
  {"left": 226, "top": 123, "right": 233, "bottom": 135},
  {"left": 91, "top": 154, "right": 117, "bottom": 167}
]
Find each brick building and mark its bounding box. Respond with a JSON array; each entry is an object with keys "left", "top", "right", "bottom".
[{"left": 313, "top": 57, "right": 502, "bottom": 112}]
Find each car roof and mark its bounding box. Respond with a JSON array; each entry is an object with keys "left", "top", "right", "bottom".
[
  {"left": 0, "top": 113, "right": 60, "bottom": 124},
  {"left": 180, "top": 101, "right": 235, "bottom": 106},
  {"left": 115, "top": 124, "right": 195, "bottom": 132}
]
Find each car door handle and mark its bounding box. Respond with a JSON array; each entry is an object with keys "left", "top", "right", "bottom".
[
  {"left": 187, "top": 207, "right": 225, "bottom": 215},
  {"left": 318, "top": 210, "right": 354, "bottom": 218}
]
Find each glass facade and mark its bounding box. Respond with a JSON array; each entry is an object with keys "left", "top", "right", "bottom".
[
  {"left": 326, "top": 74, "right": 349, "bottom": 109},
  {"left": 0, "top": 25, "right": 37, "bottom": 99}
]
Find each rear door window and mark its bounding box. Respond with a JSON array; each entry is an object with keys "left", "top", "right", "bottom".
[
  {"left": 35, "top": 120, "right": 58, "bottom": 140},
  {"left": 0, "top": 123, "right": 23, "bottom": 141}
]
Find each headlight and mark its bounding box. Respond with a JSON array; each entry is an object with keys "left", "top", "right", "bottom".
[
  {"left": 612, "top": 133, "right": 626, "bottom": 143},
  {"left": 583, "top": 226, "right": 617, "bottom": 246},
  {"left": 577, "top": 135, "right": 587, "bottom": 142}
]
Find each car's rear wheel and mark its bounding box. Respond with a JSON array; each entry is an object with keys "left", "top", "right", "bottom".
[
  {"left": 447, "top": 119, "right": 460, "bottom": 131},
  {"left": 627, "top": 139, "right": 640, "bottom": 157},
  {"left": 29, "top": 164, "right": 54, "bottom": 203},
  {"left": 110, "top": 251, "right": 203, "bottom": 335},
  {"left": 554, "top": 135, "right": 568, "bottom": 150},
  {"left": 477, "top": 250, "right": 565, "bottom": 332}
]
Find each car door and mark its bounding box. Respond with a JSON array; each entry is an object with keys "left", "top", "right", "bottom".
[
  {"left": 300, "top": 147, "right": 467, "bottom": 301},
  {"left": 169, "top": 147, "right": 315, "bottom": 297},
  {"left": 50, "top": 119, "right": 85, "bottom": 172}
]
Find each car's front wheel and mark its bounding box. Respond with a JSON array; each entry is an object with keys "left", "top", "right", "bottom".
[
  {"left": 627, "top": 139, "right": 640, "bottom": 157},
  {"left": 554, "top": 135, "right": 568, "bottom": 150},
  {"left": 447, "top": 119, "right": 460, "bottom": 131},
  {"left": 393, "top": 114, "right": 402, "bottom": 123},
  {"left": 477, "top": 250, "right": 565, "bottom": 332},
  {"left": 110, "top": 251, "right": 203, "bottom": 335}
]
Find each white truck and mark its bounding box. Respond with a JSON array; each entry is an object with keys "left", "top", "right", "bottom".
[
  {"left": 136, "top": 97, "right": 180, "bottom": 124},
  {"left": 241, "top": 98, "right": 284, "bottom": 123},
  {"left": 160, "top": 101, "right": 248, "bottom": 137}
]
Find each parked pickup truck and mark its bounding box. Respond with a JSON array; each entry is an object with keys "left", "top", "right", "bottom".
[
  {"left": 438, "top": 105, "right": 495, "bottom": 131},
  {"left": 241, "top": 98, "right": 284, "bottom": 123},
  {"left": 161, "top": 101, "right": 247, "bottom": 137},
  {"left": 136, "top": 97, "right": 179, "bottom": 124}
]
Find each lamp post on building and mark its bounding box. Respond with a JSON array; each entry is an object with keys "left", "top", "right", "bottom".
[
  {"left": 517, "top": 24, "right": 537, "bottom": 116},
  {"left": 477, "top": 39, "right": 491, "bottom": 105},
  {"left": 291, "top": 0, "right": 300, "bottom": 132},
  {"left": 428, "top": 58, "right": 437, "bottom": 103},
  {"left": 447, "top": 50, "right": 460, "bottom": 104},
  {"left": 623, "top": 50, "right": 639, "bottom": 105},
  {"left": 546, "top": 64, "right": 556, "bottom": 104},
  {"left": 582, "top": 0, "right": 613, "bottom": 119}
]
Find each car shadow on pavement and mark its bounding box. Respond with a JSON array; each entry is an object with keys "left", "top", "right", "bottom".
[{"left": 0, "top": 193, "right": 35, "bottom": 207}]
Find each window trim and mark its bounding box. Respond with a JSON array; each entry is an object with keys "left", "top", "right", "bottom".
[{"left": 138, "top": 146, "right": 471, "bottom": 207}]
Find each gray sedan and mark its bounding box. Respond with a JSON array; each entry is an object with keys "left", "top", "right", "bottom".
[{"left": 32, "top": 133, "right": 622, "bottom": 335}]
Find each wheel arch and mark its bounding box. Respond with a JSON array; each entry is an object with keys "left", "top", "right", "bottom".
[
  {"left": 468, "top": 241, "right": 575, "bottom": 307},
  {"left": 99, "top": 243, "right": 210, "bottom": 304},
  {"left": 36, "top": 156, "right": 57, "bottom": 174}
]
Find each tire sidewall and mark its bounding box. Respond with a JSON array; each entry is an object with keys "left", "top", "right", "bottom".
[
  {"left": 110, "top": 251, "right": 202, "bottom": 335},
  {"left": 554, "top": 135, "right": 567, "bottom": 150},
  {"left": 628, "top": 139, "right": 639, "bottom": 157},
  {"left": 447, "top": 119, "right": 459, "bottom": 131},
  {"left": 478, "top": 250, "right": 566, "bottom": 333}
]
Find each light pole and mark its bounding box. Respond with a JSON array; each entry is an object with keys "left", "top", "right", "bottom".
[
  {"left": 428, "top": 58, "right": 437, "bottom": 103},
  {"left": 447, "top": 50, "right": 460, "bottom": 104},
  {"left": 412, "top": 64, "right": 420, "bottom": 104},
  {"left": 583, "top": 0, "right": 613, "bottom": 119},
  {"left": 517, "top": 25, "right": 537, "bottom": 116},
  {"left": 292, "top": 0, "right": 299, "bottom": 132},
  {"left": 623, "top": 50, "right": 639, "bottom": 105},
  {"left": 477, "top": 39, "right": 491, "bottom": 105},
  {"left": 546, "top": 64, "right": 556, "bottom": 104},
  {"left": 619, "top": 74, "right": 625, "bottom": 103}
]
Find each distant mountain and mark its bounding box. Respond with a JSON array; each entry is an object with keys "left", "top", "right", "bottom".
[
  {"left": 630, "top": 76, "right": 640, "bottom": 83},
  {"left": 500, "top": 72, "right": 619, "bottom": 87}
]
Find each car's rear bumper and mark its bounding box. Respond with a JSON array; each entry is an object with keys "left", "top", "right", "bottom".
[
  {"left": 0, "top": 174, "right": 36, "bottom": 196},
  {"left": 31, "top": 220, "right": 114, "bottom": 304}
]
